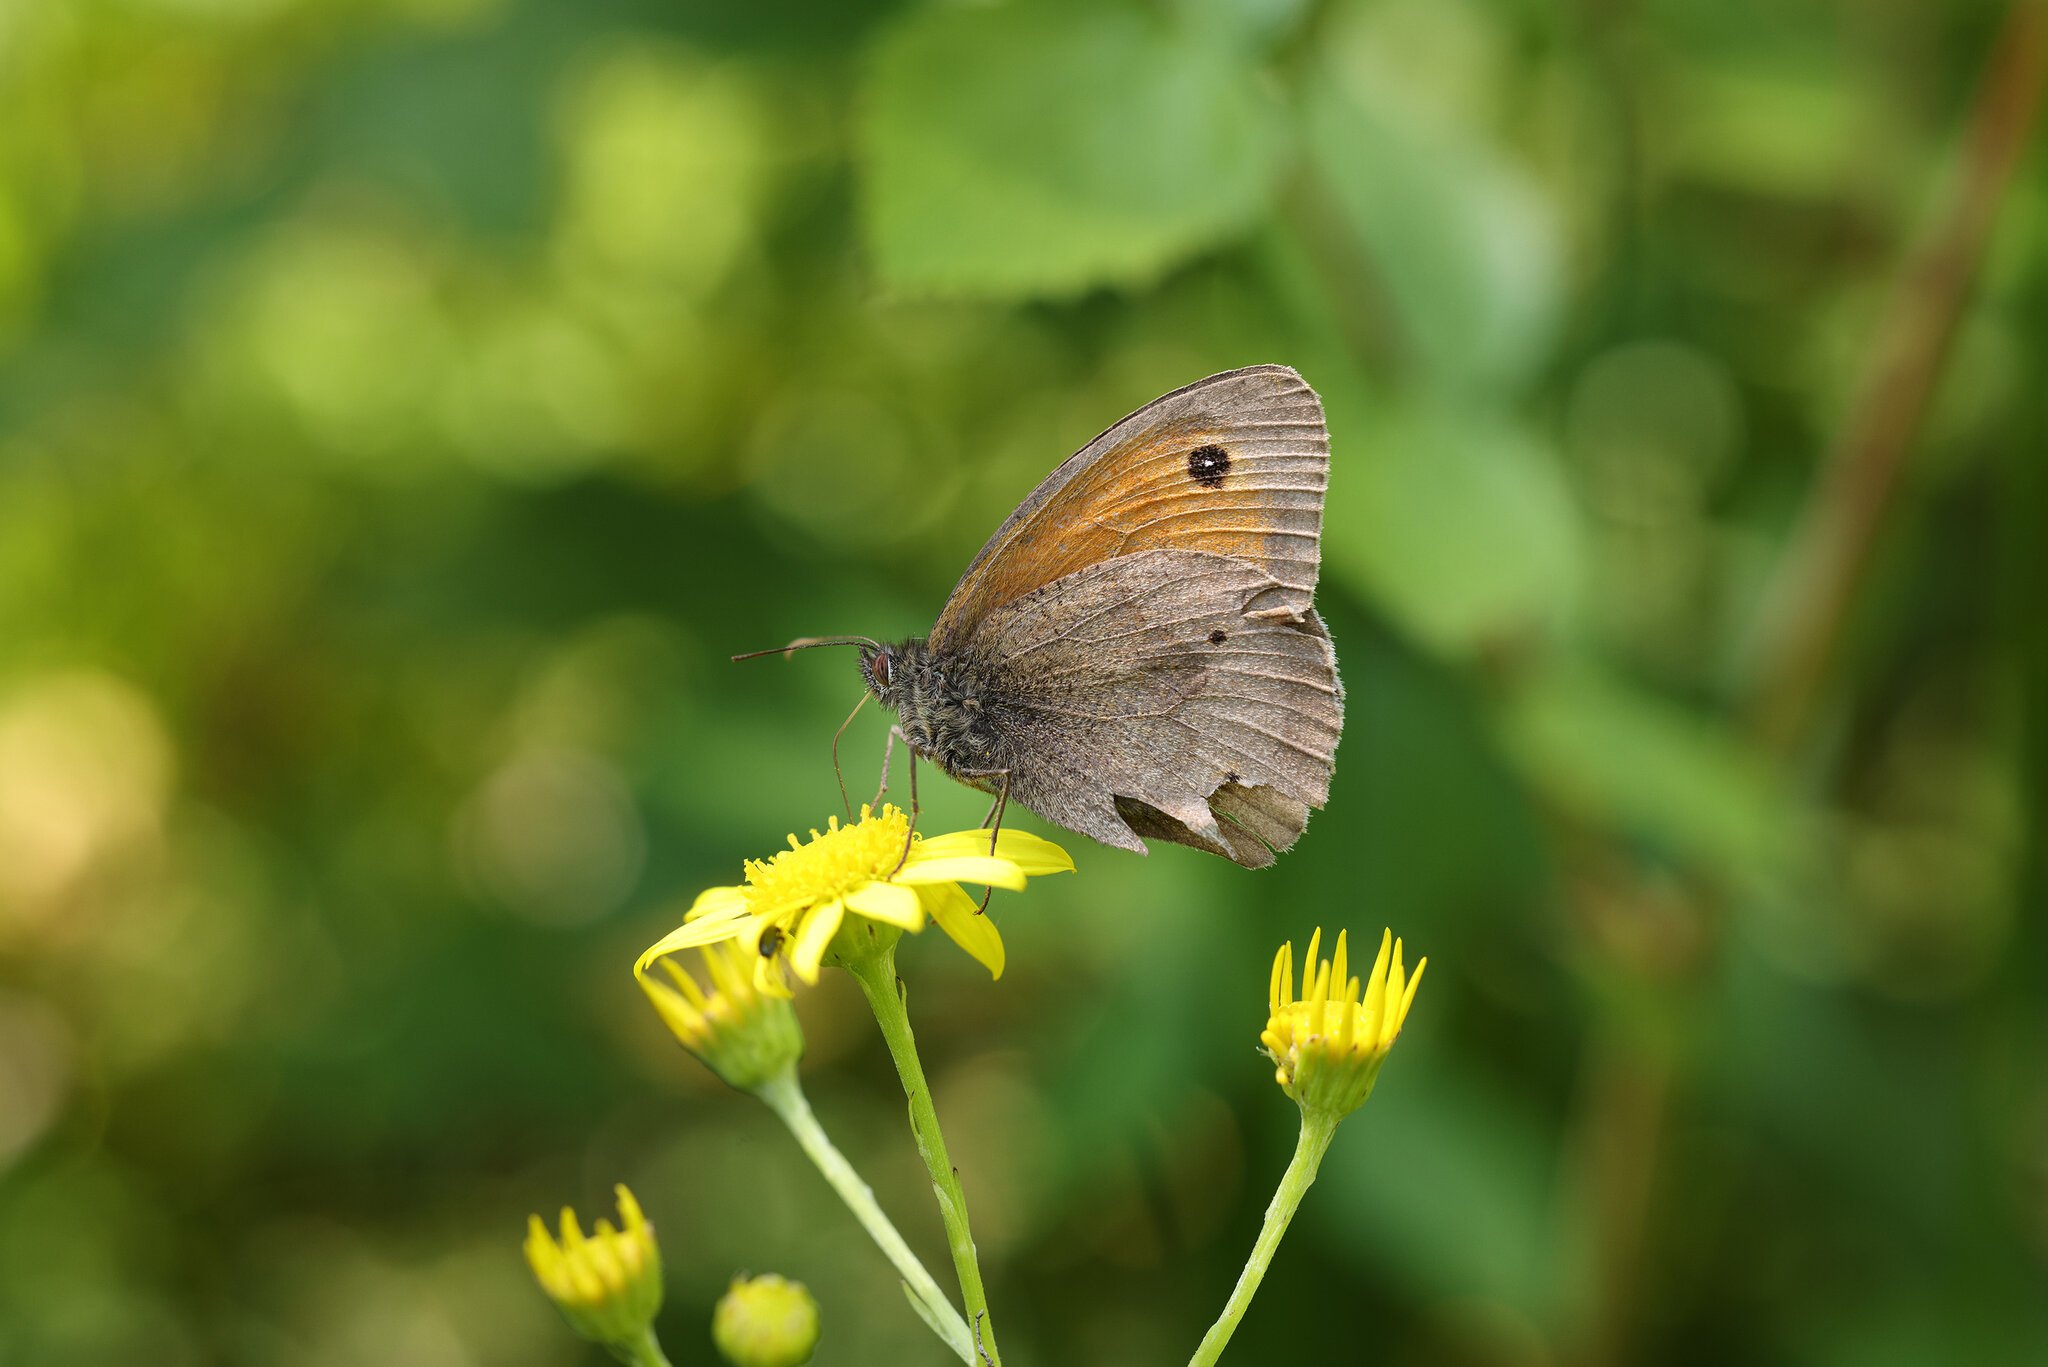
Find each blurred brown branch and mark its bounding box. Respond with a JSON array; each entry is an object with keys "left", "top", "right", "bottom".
[{"left": 1745, "top": 0, "right": 2048, "bottom": 750}]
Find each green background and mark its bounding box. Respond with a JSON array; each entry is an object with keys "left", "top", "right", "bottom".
[{"left": 1, "top": 0, "right": 2043, "bottom": 1363}]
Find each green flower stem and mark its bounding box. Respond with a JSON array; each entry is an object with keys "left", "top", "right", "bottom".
[
  {"left": 842, "top": 940, "right": 1004, "bottom": 1367},
  {"left": 755, "top": 1065, "right": 978, "bottom": 1364},
  {"left": 610, "top": 1326, "right": 673, "bottom": 1367},
  {"left": 1187, "top": 1108, "right": 1343, "bottom": 1367}
]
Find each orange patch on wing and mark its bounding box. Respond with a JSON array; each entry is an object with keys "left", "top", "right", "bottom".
[{"left": 955, "top": 424, "right": 1280, "bottom": 625}]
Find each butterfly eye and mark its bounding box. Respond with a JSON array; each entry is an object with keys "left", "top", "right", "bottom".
[{"left": 871, "top": 651, "right": 892, "bottom": 688}]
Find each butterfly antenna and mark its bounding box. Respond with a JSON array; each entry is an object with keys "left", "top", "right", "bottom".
[
  {"left": 830, "top": 689, "right": 871, "bottom": 821},
  {"left": 731, "top": 635, "right": 881, "bottom": 663}
]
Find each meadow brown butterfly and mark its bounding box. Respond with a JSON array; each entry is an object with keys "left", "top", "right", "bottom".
[{"left": 772, "top": 366, "right": 1340, "bottom": 868}]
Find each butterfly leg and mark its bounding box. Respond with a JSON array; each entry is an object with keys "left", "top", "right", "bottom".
[
  {"left": 953, "top": 768, "right": 1013, "bottom": 914},
  {"left": 830, "top": 689, "right": 870, "bottom": 821},
  {"left": 976, "top": 772, "right": 1013, "bottom": 913},
  {"left": 889, "top": 733, "right": 920, "bottom": 875},
  {"left": 871, "top": 724, "right": 897, "bottom": 811}
]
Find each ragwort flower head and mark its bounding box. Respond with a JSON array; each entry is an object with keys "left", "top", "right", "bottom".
[
  {"left": 523, "top": 1185, "right": 663, "bottom": 1351},
  {"left": 1262, "top": 927, "right": 1425, "bottom": 1120},
  {"left": 640, "top": 938, "right": 804, "bottom": 1092},
  {"left": 637, "top": 803, "right": 1071, "bottom": 990}
]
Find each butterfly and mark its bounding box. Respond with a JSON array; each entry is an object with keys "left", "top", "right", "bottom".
[{"left": 770, "top": 366, "right": 1341, "bottom": 868}]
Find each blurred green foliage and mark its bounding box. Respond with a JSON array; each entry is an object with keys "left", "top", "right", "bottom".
[{"left": 1, "top": 0, "right": 2043, "bottom": 1363}]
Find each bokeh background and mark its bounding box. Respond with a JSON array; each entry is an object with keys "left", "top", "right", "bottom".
[{"left": 2, "top": 0, "right": 2044, "bottom": 1363}]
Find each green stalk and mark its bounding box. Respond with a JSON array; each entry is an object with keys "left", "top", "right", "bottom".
[
  {"left": 1187, "top": 1109, "right": 1342, "bottom": 1367},
  {"left": 610, "top": 1326, "right": 673, "bottom": 1367},
  {"left": 841, "top": 940, "right": 1003, "bottom": 1367},
  {"left": 755, "top": 1065, "right": 978, "bottom": 1363}
]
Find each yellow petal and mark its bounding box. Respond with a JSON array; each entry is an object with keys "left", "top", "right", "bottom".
[
  {"left": 636, "top": 907, "right": 754, "bottom": 977},
  {"left": 639, "top": 972, "right": 707, "bottom": 1043},
  {"left": 921, "top": 882, "right": 1005, "bottom": 980},
  {"left": 661, "top": 957, "right": 710, "bottom": 1011},
  {"left": 789, "top": 899, "right": 844, "bottom": 984},
  {"left": 615, "top": 1186, "right": 648, "bottom": 1236},
  {"left": 895, "top": 856, "right": 1029, "bottom": 890},
  {"left": 1394, "top": 956, "right": 1427, "bottom": 1035},
  {"left": 684, "top": 885, "right": 749, "bottom": 921},
  {"left": 1361, "top": 928, "right": 1393, "bottom": 1022},
  {"left": 754, "top": 952, "right": 793, "bottom": 998},
  {"left": 843, "top": 879, "right": 926, "bottom": 930},
  {"left": 913, "top": 828, "right": 1074, "bottom": 875},
  {"left": 524, "top": 1214, "right": 556, "bottom": 1272}
]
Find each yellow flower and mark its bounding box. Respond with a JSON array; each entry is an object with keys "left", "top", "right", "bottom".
[
  {"left": 636, "top": 804, "right": 1072, "bottom": 989},
  {"left": 712, "top": 1273, "right": 821, "bottom": 1367},
  {"left": 523, "top": 1185, "right": 663, "bottom": 1351},
  {"left": 1262, "top": 928, "right": 1425, "bottom": 1120},
  {"left": 640, "top": 938, "right": 804, "bottom": 1092}
]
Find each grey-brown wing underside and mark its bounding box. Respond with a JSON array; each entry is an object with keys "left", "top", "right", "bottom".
[
  {"left": 931, "top": 366, "right": 1328, "bottom": 649},
  {"left": 968, "top": 548, "right": 1342, "bottom": 868}
]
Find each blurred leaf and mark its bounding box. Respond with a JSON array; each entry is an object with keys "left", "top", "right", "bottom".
[
  {"left": 1171, "top": 0, "right": 1314, "bottom": 50},
  {"left": 1335, "top": 610, "right": 1549, "bottom": 938},
  {"left": 1667, "top": 55, "right": 1874, "bottom": 198},
  {"left": 1305, "top": 70, "right": 1562, "bottom": 392},
  {"left": 1502, "top": 659, "right": 1791, "bottom": 882},
  {"left": 1317, "top": 1034, "right": 1562, "bottom": 1319},
  {"left": 315, "top": 6, "right": 577, "bottom": 236},
  {"left": 1325, "top": 397, "right": 1583, "bottom": 656},
  {"left": 860, "top": 0, "right": 1285, "bottom": 298}
]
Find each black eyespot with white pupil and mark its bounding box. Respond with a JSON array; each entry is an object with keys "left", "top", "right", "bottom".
[{"left": 1187, "top": 444, "right": 1231, "bottom": 488}]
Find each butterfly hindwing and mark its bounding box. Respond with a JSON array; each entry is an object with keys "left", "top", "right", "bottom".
[{"left": 965, "top": 548, "right": 1342, "bottom": 867}]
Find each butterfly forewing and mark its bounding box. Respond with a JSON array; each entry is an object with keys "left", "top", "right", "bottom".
[{"left": 931, "top": 366, "right": 1329, "bottom": 648}]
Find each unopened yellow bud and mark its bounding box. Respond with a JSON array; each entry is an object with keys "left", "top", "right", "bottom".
[
  {"left": 639, "top": 939, "right": 804, "bottom": 1092},
  {"left": 523, "top": 1185, "right": 663, "bottom": 1352},
  {"left": 712, "top": 1273, "right": 820, "bottom": 1367}
]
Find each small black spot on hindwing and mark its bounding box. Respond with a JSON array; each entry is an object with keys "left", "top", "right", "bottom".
[
  {"left": 1187, "top": 444, "right": 1231, "bottom": 488},
  {"left": 1207, "top": 629, "right": 1228, "bottom": 645}
]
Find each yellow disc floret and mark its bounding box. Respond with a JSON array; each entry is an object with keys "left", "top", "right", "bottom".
[
  {"left": 743, "top": 806, "right": 914, "bottom": 915},
  {"left": 636, "top": 804, "right": 1072, "bottom": 989}
]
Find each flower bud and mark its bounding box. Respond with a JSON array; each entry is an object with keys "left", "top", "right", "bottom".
[
  {"left": 639, "top": 939, "right": 804, "bottom": 1092},
  {"left": 712, "top": 1273, "right": 821, "bottom": 1367},
  {"left": 523, "top": 1185, "right": 663, "bottom": 1352},
  {"left": 1262, "top": 928, "right": 1425, "bottom": 1121}
]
